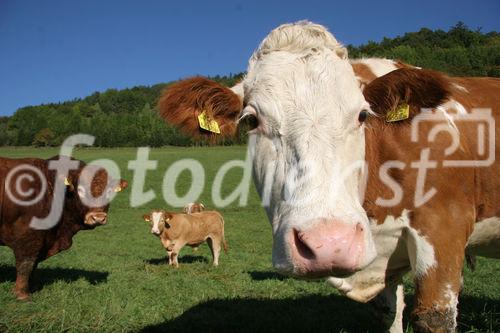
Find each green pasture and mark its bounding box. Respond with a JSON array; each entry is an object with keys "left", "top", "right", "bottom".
[{"left": 0, "top": 147, "right": 498, "bottom": 332}]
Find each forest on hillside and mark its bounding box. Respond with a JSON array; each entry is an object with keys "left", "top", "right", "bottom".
[{"left": 1, "top": 22, "right": 498, "bottom": 147}]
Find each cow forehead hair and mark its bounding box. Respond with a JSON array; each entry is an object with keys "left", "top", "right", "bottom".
[
  {"left": 151, "top": 211, "right": 164, "bottom": 222},
  {"left": 79, "top": 166, "right": 108, "bottom": 183},
  {"left": 78, "top": 166, "right": 110, "bottom": 195},
  {"left": 251, "top": 21, "right": 345, "bottom": 61},
  {"left": 244, "top": 53, "right": 365, "bottom": 136}
]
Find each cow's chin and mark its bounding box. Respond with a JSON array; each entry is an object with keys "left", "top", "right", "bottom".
[{"left": 83, "top": 219, "right": 107, "bottom": 228}]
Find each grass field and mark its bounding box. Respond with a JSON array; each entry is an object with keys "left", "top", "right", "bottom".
[{"left": 0, "top": 146, "right": 498, "bottom": 333}]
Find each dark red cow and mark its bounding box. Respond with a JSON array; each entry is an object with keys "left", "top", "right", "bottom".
[{"left": 0, "top": 156, "right": 128, "bottom": 300}]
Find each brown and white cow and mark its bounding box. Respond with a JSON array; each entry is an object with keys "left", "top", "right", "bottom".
[
  {"left": 183, "top": 202, "right": 205, "bottom": 214},
  {"left": 143, "top": 210, "right": 227, "bottom": 267},
  {"left": 0, "top": 156, "right": 128, "bottom": 300},
  {"left": 157, "top": 21, "right": 499, "bottom": 332}
]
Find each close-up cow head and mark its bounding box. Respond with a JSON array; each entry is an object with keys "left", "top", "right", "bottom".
[
  {"left": 159, "top": 21, "right": 378, "bottom": 278},
  {"left": 143, "top": 210, "right": 174, "bottom": 236},
  {"left": 65, "top": 164, "right": 128, "bottom": 228}
]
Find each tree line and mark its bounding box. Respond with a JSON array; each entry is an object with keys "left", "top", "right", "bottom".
[
  {"left": 1, "top": 23, "right": 498, "bottom": 147},
  {"left": 347, "top": 22, "right": 499, "bottom": 77}
]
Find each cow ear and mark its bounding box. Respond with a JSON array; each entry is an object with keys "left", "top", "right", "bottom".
[
  {"left": 163, "top": 212, "right": 173, "bottom": 222},
  {"left": 363, "top": 68, "right": 451, "bottom": 123},
  {"left": 163, "top": 213, "right": 172, "bottom": 229},
  {"left": 158, "top": 77, "right": 243, "bottom": 141},
  {"left": 61, "top": 176, "right": 75, "bottom": 192},
  {"left": 114, "top": 179, "right": 129, "bottom": 193},
  {"left": 143, "top": 214, "right": 151, "bottom": 222}
]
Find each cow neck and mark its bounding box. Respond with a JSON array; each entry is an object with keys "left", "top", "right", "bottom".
[
  {"left": 363, "top": 119, "right": 409, "bottom": 223},
  {"left": 45, "top": 202, "right": 84, "bottom": 258}
]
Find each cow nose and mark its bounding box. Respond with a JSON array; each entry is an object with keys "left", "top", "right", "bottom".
[
  {"left": 151, "top": 229, "right": 160, "bottom": 235},
  {"left": 88, "top": 212, "right": 107, "bottom": 225},
  {"left": 289, "top": 220, "right": 366, "bottom": 277}
]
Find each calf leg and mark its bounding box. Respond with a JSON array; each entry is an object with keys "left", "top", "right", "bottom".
[
  {"left": 166, "top": 250, "right": 173, "bottom": 265},
  {"left": 370, "top": 283, "right": 405, "bottom": 333},
  {"left": 13, "top": 257, "right": 36, "bottom": 301},
  {"left": 169, "top": 243, "right": 184, "bottom": 268},
  {"left": 206, "top": 237, "right": 221, "bottom": 266},
  {"left": 170, "top": 252, "right": 179, "bottom": 268}
]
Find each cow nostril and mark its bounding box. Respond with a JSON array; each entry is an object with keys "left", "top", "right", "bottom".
[
  {"left": 293, "top": 228, "right": 316, "bottom": 260},
  {"left": 355, "top": 223, "right": 364, "bottom": 233},
  {"left": 91, "top": 214, "right": 107, "bottom": 223}
]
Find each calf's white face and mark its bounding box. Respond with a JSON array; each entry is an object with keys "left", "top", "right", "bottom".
[
  {"left": 240, "top": 22, "right": 376, "bottom": 277},
  {"left": 143, "top": 210, "right": 166, "bottom": 236}
]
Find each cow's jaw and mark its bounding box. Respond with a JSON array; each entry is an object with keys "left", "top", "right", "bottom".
[{"left": 243, "top": 22, "right": 377, "bottom": 278}]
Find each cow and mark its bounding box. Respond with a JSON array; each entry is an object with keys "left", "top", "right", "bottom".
[
  {"left": 0, "top": 156, "right": 128, "bottom": 300},
  {"left": 143, "top": 210, "right": 227, "bottom": 267},
  {"left": 183, "top": 202, "right": 205, "bottom": 214},
  {"left": 156, "top": 21, "right": 499, "bottom": 332},
  {"left": 182, "top": 203, "right": 205, "bottom": 252}
]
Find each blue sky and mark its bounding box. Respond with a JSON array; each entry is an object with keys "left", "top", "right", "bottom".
[{"left": 1, "top": 0, "right": 499, "bottom": 116}]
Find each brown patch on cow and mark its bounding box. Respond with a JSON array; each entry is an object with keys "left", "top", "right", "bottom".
[
  {"left": 158, "top": 77, "right": 243, "bottom": 141},
  {"left": 362, "top": 69, "right": 500, "bottom": 330},
  {"left": 363, "top": 68, "right": 451, "bottom": 122},
  {"left": 393, "top": 60, "right": 415, "bottom": 69},
  {"left": 352, "top": 63, "right": 377, "bottom": 89}
]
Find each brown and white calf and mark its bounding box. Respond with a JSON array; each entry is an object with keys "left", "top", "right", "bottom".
[
  {"left": 157, "top": 22, "right": 499, "bottom": 332},
  {"left": 183, "top": 202, "right": 205, "bottom": 214},
  {"left": 143, "top": 210, "right": 227, "bottom": 267}
]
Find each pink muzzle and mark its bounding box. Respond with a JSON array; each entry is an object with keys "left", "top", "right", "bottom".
[{"left": 289, "top": 219, "right": 366, "bottom": 277}]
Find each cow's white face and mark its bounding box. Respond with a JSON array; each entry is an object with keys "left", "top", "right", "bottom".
[
  {"left": 239, "top": 22, "right": 377, "bottom": 278},
  {"left": 145, "top": 211, "right": 166, "bottom": 236},
  {"left": 159, "top": 21, "right": 379, "bottom": 279}
]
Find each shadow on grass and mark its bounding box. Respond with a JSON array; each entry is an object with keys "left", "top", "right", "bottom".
[
  {"left": 247, "top": 270, "right": 290, "bottom": 281},
  {"left": 145, "top": 255, "right": 209, "bottom": 266},
  {"left": 0, "top": 264, "right": 108, "bottom": 292},
  {"left": 139, "top": 294, "right": 384, "bottom": 333},
  {"left": 139, "top": 294, "right": 499, "bottom": 333}
]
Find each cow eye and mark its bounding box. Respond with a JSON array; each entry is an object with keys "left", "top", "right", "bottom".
[
  {"left": 358, "top": 110, "right": 369, "bottom": 123},
  {"left": 239, "top": 106, "right": 259, "bottom": 131},
  {"left": 241, "top": 113, "right": 259, "bottom": 130}
]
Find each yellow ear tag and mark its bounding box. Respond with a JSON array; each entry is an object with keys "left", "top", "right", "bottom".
[
  {"left": 198, "top": 111, "right": 221, "bottom": 134},
  {"left": 64, "top": 178, "right": 72, "bottom": 186},
  {"left": 386, "top": 103, "right": 410, "bottom": 122},
  {"left": 114, "top": 186, "right": 122, "bottom": 193}
]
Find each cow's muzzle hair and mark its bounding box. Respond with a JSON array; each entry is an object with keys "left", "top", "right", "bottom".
[{"left": 84, "top": 212, "right": 108, "bottom": 226}]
